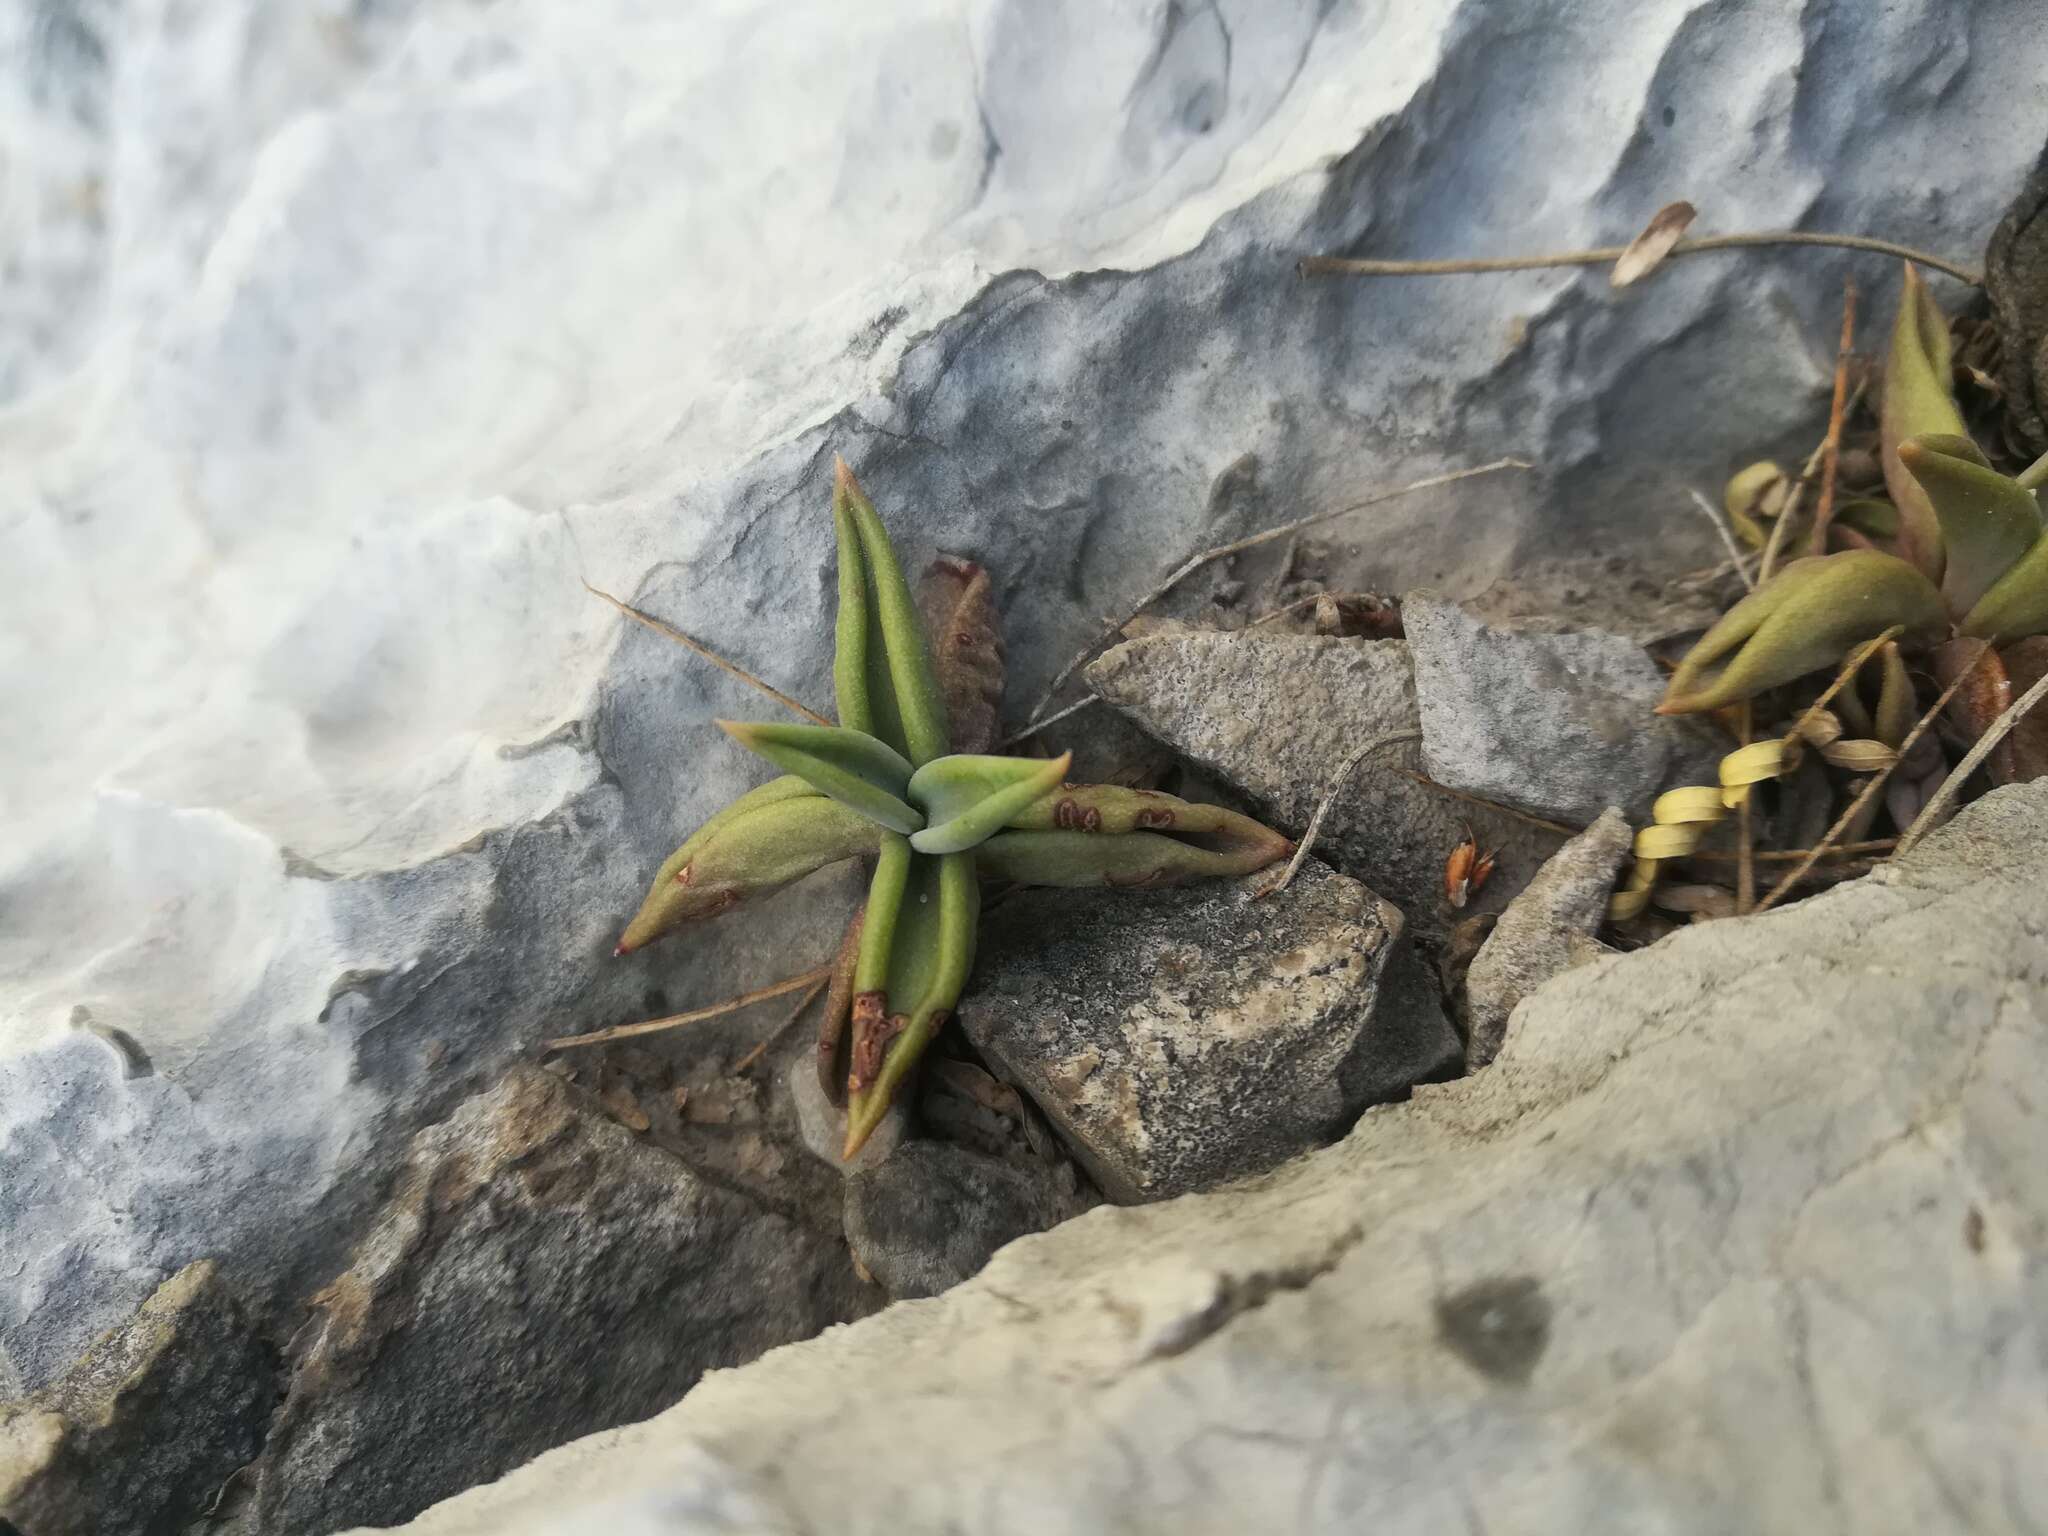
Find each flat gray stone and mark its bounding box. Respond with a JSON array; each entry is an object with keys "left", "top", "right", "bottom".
[
  {"left": 0, "top": 1260, "right": 274, "bottom": 1536},
  {"left": 1086, "top": 627, "right": 1566, "bottom": 942},
  {"left": 229, "top": 1065, "right": 873, "bottom": 1534},
  {"left": 1463, "top": 807, "right": 1633, "bottom": 1067},
  {"left": 958, "top": 862, "right": 1456, "bottom": 1203},
  {"left": 1404, "top": 593, "right": 1725, "bottom": 825}
]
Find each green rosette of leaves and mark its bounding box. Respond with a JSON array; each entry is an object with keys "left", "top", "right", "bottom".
[
  {"left": 614, "top": 461, "right": 1292, "bottom": 1157},
  {"left": 1661, "top": 263, "right": 2048, "bottom": 721}
]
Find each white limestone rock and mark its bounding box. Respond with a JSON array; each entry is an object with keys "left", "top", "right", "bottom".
[{"left": 360, "top": 779, "right": 2048, "bottom": 1536}]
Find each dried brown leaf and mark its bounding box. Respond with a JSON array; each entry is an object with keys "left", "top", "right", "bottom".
[
  {"left": 1611, "top": 200, "right": 1698, "bottom": 288},
  {"left": 916, "top": 555, "right": 1006, "bottom": 754},
  {"left": 1934, "top": 637, "right": 2017, "bottom": 784},
  {"left": 1993, "top": 636, "right": 2048, "bottom": 783}
]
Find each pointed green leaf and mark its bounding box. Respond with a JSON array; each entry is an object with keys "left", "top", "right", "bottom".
[
  {"left": 852, "top": 833, "right": 912, "bottom": 996},
  {"left": 616, "top": 790, "right": 879, "bottom": 954},
  {"left": 1959, "top": 529, "right": 2048, "bottom": 643},
  {"left": 906, "top": 751, "right": 1071, "bottom": 854},
  {"left": 1879, "top": 262, "right": 1966, "bottom": 583},
  {"left": 837, "top": 460, "right": 950, "bottom": 766},
  {"left": 716, "top": 721, "right": 924, "bottom": 833},
  {"left": 1658, "top": 550, "right": 1946, "bottom": 714},
  {"left": 830, "top": 480, "right": 875, "bottom": 736},
  {"left": 2019, "top": 449, "right": 2048, "bottom": 494},
  {"left": 1898, "top": 433, "right": 2042, "bottom": 618},
  {"left": 844, "top": 850, "right": 977, "bottom": 1157}
]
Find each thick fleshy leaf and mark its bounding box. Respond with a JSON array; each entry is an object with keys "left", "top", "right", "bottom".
[
  {"left": 830, "top": 479, "right": 875, "bottom": 737},
  {"left": 917, "top": 556, "right": 1005, "bottom": 754},
  {"left": 836, "top": 459, "right": 951, "bottom": 766},
  {"left": 843, "top": 850, "right": 977, "bottom": 1157},
  {"left": 1897, "top": 433, "right": 2042, "bottom": 618},
  {"left": 977, "top": 827, "right": 1288, "bottom": 887},
  {"left": 2019, "top": 450, "right": 2048, "bottom": 493},
  {"left": 715, "top": 720, "right": 923, "bottom": 833},
  {"left": 852, "top": 833, "right": 912, "bottom": 997},
  {"left": 1879, "top": 262, "right": 1967, "bottom": 583},
  {"left": 615, "top": 790, "right": 879, "bottom": 954},
  {"left": 906, "top": 751, "right": 1071, "bottom": 854},
  {"left": 1959, "top": 525, "right": 2048, "bottom": 643},
  {"left": 1873, "top": 641, "right": 1915, "bottom": 748},
  {"left": 1658, "top": 549, "right": 1946, "bottom": 714},
  {"left": 999, "top": 782, "right": 1295, "bottom": 866}
]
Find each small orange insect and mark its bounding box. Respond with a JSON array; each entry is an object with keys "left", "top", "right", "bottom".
[{"left": 1443, "top": 823, "right": 1499, "bottom": 909}]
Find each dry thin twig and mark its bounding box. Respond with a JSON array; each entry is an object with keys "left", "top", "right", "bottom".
[
  {"left": 1758, "top": 378, "right": 1873, "bottom": 588},
  {"left": 1896, "top": 666, "right": 2048, "bottom": 856},
  {"left": 1300, "top": 232, "right": 1980, "bottom": 287},
  {"left": 1736, "top": 702, "right": 1756, "bottom": 913},
  {"left": 1391, "top": 769, "right": 1581, "bottom": 836},
  {"left": 1023, "top": 459, "right": 1534, "bottom": 725},
  {"left": 1685, "top": 838, "right": 1896, "bottom": 864},
  {"left": 1257, "top": 730, "right": 1421, "bottom": 897},
  {"left": 1246, "top": 590, "right": 1389, "bottom": 627},
  {"left": 585, "top": 582, "right": 832, "bottom": 726},
  {"left": 1688, "top": 489, "right": 1757, "bottom": 592},
  {"left": 544, "top": 966, "right": 833, "bottom": 1052},
  {"left": 1756, "top": 643, "right": 1990, "bottom": 912},
  {"left": 1808, "top": 278, "right": 1860, "bottom": 556},
  {"left": 1001, "top": 694, "right": 1097, "bottom": 748},
  {"left": 730, "top": 976, "right": 829, "bottom": 1074}
]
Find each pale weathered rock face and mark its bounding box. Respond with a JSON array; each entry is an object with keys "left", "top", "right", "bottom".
[
  {"left": 959, "top": 863, "right": 1455, "bottom": 1203},
  {"left": 1403, "top": 594, "right": 1726, "bottom": 824},
  {"left": 0, "top": 1261, "right": 274, "bottom": 1536},
  {"left": 225, "top": 1066, "right": 874, "bottom": 1534},
  {"left": 365, "top": 780, "right": 2048, "bottom": 1536},
  {"left": 1462, "top": 807, "right": 1634, "bottom": 1067},
  {"left": 1086, "top": 628, "right": 1567, "bottom": 939}
]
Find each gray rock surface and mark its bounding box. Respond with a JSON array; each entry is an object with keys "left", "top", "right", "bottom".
[
  {"left": 364, "top": 779, "right": 2048, "bottom": 1536},
  {"left": 845, "top": 1139, "right": 1076, "bottom": 1300},
  {"left": 959, "top": 862, "right": 1455, "bottom": 1203},
  {"left": 0, "top": 1260, "right": 274, "bottom": 1536},
  {"left": 227, "top": 1065, "right": 874, "bottom": 1534},
  {"left": 1462, "top": 808, "right": 1633, "bottom": 1068},
  {"left": 1404, "top": 593, "right": 1725, "bottom": 825},
  {"left": 6, "top": 0, "right": 2046, "bottom": 1498},
  {"left": 1087, "top": 628, "right": 1566, "bottom": 941}
]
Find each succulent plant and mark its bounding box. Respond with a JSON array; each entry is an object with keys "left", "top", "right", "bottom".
[
  {"left": 1660, "top": 264, "right": 2048, "bottom": 732},
  {"left": 613, "top": 460, "right": 1291, "bottom": 1157}
]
